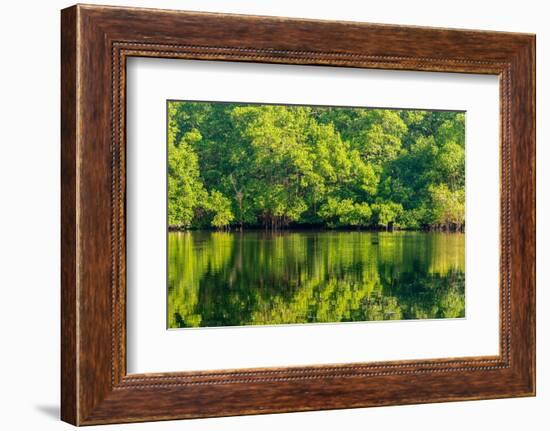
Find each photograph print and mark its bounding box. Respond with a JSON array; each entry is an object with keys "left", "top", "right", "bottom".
[{"left": 167, "top": 101, "right": 466, "bottom": 329}]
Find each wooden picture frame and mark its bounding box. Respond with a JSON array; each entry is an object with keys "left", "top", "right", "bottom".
[{"left": 61, "top": 4, "right": 535, "bottom": 425}]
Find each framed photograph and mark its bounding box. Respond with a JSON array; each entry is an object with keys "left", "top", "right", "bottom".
[{"left": 61, "top": 4, "right": 535, "bottom": 425}]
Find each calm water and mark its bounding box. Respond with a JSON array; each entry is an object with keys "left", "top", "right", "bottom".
[{"left": 167, "top": 231, "right": 465, "bottom": 328}]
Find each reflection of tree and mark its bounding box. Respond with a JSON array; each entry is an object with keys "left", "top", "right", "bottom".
[
  {"left": 168, "top": 231, "right": 465, "bottom": 328},
  {"left": 167, "top": 232, "right": 234, "bottom": 328}
]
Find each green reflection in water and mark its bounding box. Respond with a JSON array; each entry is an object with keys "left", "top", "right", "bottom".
[{"left": 167, "top": 231, "right": 465, "bottom": 328}]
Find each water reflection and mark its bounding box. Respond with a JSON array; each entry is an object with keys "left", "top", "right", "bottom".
[{"left": 167, "top": 231, "right": 465, "bottom": 328}]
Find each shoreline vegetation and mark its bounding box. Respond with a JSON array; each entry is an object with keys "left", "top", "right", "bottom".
[
  {"left": 167, "top": 225, "right": 465, "bottom": 233},
  {"left": 168, "top": 102, "right": 465, "bottom": 233}
]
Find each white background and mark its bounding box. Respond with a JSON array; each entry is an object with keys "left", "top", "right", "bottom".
[
  {"left": 0, "top": 0, "right": 547, "bottom": 430},
  {"left": 127, "top": 59, "right": 500, "bottom": 373}
]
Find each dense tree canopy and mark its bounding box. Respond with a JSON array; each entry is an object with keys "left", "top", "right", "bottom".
[{"left": 167, "top": 102, "right": 465, "bottom": 231}]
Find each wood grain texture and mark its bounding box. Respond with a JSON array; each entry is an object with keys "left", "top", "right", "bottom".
[
  {"left": 60, "top": 4, "right": 535, "bottom": 425},
  {"left": 60, "top": 5, "right": 78, "bottom": 425}
]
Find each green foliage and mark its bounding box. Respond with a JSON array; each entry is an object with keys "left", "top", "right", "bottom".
[
  {"left": 167, "top": 102, "right": 465, "bottom": 231},
  {"left": 205, "top": 190, "right": 234, "bottom": 229},
  {"left": 371, "top": 201, "right": 404, "bottom": 229},
  {"left": 318, "top": 198, "right": 372, "bottom": 227},
  {"left": 167, "top": 129, "right": 207, "bottom": 228},
  {"left": 428, "top": 184, "right": 465, "bottom": 231}
]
